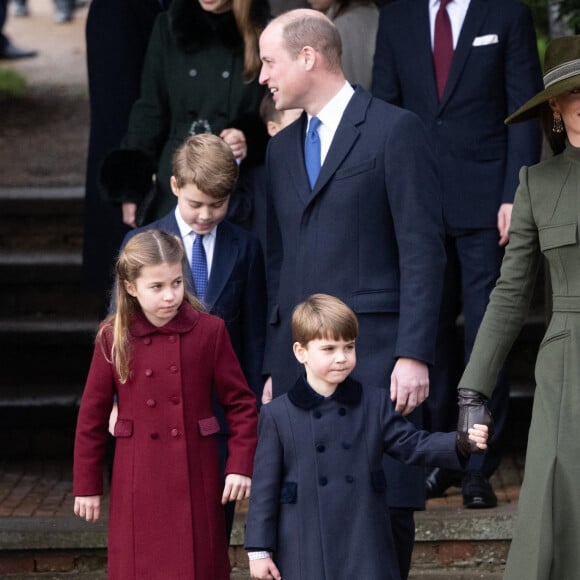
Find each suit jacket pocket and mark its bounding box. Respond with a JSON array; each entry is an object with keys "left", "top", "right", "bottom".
[
  {"left": 334, "top": 158, "right": 376, "bottom": 180},
  {"left": 280, "top": 481, "right": 297, "bottom": 504},
  {"left": 352, "top": 290, "right": 400, "bottom": 313},
  {"left": 198, "top": 416, "right": 220, "bottom": 436},
  {"left": 538, "top": 222, "right": 577, "bottom": 251},
  {"left": 371, "top": 469, "right": 387, "bottom": 493},
  {"left": 114, "top": 419, "right": 133, "bottom": 438}
]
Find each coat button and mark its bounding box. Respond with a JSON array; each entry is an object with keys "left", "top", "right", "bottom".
[
  {"left": 345, "top": 475, "right": 354, "bottom": 484},
  {"left": 169, "top": 365, "right": 178, "bottom": 373},
  {"left": 221, "top": 70, "right": 230, "bottom": 79},
  {"left": 189, "top": 68, "right": 198, "bottom": 77},
  {"left": 170, "top": 397, "right": 180, "bottom": 405},
  {"left": 316, "top": 443, "right": 325, "bottom": 453},
  {"left": 319, "top": 476, "right": 328, "bottom": 486},
  {"left": 143, "top": 337, "right": 152, "bottom": 345},
  {"left": 170, "top": 428, "right": 179, "bottom": 438},
  {"left": 145, "top": 369, "right": 153, "bottom": 377},
  {"left": 168, "top": 335, "right": 176, "bottom": 343},
  {"left": 338, "top": 407, "right": 347, "bottom": 416},
  {"left": 342, "top": 441, "right": 351, "bottom": 450},
  {"left": 146, "top": 399, "right": 157, "bottom": 408},
  {"left": 150, "top": 432, "right": 159, "bottom": 440},
  {"left": 313, "top": 410, "right": 322, "bottom": 419}
]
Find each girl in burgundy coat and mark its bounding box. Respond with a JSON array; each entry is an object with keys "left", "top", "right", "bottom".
[{"left": 73, "top": 229, "right": 258, "bottom": 580}]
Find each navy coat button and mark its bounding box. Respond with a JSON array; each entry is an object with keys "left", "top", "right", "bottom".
[
  {"left": 319, "top": 476, "right": 328, "bottom": 486},
  {"left": 150, "top": 432, "right": 159, "bottom": 439},
  {"left": 316, "top": 443, "right": 325, "bottom": 453},
  {"left": 146, "top": 399, "right": 156, "bottom": 408},
  {"left": 345, "top": 475, "right": 354, "bottom": 483},
  {"left": 145, "top": 369, "right": 153, "bottom": 377},
  {"left": 170, "top": 428, "right": 179, "bottom": 438},
  {"left": 313, "top": 410, "right": 322, "bottom": 419},
  {"left": 342, "top": 441, "right": 351, "bottom": 450},
  {"left": 338, "top": 407, "right": 347, "bottom": 416}
]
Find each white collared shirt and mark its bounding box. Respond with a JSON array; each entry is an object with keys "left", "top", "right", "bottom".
[
  {"left": 429, "top": 0, "right": 471, "bottom": 49},
  {"left": 174, "top": 207, "right": 217, "bottom": 276},
  {"left": 306, "top": 81, "right": 355, "bottom": 165}
]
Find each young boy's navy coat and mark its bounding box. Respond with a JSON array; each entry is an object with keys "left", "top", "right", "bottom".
[{"left": 245, "top": 376, "right": 462, "bottom": 579}]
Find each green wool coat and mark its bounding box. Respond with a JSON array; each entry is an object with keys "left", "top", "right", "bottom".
[
  {"left": 123, "top": 2, "right": 266, "bottom": 219},
  {"left": 459, "top": 143, "right": 580, "bottom": 579}
]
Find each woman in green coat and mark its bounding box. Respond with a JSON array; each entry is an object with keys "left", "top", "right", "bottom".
[
  {"left": 101, "top": 0, "right": 269, "bottom": 226},
  {"left": 458, "top": 36, "right": 580, "bottom": 579}
]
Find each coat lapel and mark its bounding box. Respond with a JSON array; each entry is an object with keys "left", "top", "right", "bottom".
[
  {"left": 205, "top": 222, "right": 238, "bottom": 307},
  {"left": 285, "top": 114, "right": 314, "bottom": 206},
  {"left": 439, "top": 0, "right": 488, "bottom": 109}
]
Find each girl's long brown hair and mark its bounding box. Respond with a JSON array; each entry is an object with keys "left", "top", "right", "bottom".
[{"left": 99, "top": 230, "right": 203, "bottom": 383}]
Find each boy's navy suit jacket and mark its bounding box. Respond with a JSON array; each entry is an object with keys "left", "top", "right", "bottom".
[{"left": 121, "top": 213, "right": 267, "bottom": 403}]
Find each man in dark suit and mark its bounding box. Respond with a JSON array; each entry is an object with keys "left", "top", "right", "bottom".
[
  {"left": 372, "top": 0, "right": 543, "bottom": 508},
  {"left": 258, "top": 9, "right": 446, "bottom": 578}
]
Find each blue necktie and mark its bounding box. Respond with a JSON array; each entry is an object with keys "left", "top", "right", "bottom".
[
  {"left": 305, "top": 116, "right": 322, "bottom": 189},
  {"left": 191, "top": 234, "right": 208, "bottom": 301}
]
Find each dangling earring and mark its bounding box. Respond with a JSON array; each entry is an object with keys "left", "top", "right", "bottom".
[{"left": 553, "top": 111, "right": 564, "bottom": 134}]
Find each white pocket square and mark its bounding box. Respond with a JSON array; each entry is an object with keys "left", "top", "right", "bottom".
[{"left": 472, "top": 34, "right": 499, "bottom": 46}]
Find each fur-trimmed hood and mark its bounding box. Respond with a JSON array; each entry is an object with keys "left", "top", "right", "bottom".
[{"left": 170, "top": 0, "right": 271, "bottom": 53}]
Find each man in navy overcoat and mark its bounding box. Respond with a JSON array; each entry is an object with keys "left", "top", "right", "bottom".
[
  {"left": 372, "top": 0, "right": 543, "bottom": 507},
  {"left": 259, "top": 9, "right": 446, "bottom": 578}
]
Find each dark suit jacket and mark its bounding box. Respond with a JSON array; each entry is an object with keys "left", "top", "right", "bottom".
[
  {"left": 264, "top": 87, "right": 446, "bottom": 507},
  {"left": 121, "top": 214, "right": 267, "bottom": 401},
  {"left": 372, "top": 0, "right": 543, "bottom": 229}
]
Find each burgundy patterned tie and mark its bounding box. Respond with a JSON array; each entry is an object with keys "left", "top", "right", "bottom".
[{"left": 433, "top": 0, "right": 453, "bottom": 101}]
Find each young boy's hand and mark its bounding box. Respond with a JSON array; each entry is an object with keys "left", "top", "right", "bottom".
[
  {"left": 222, "top": 474, "right": 251, "bottom": 504},
  {"left": 467, "top": 424, "right": 489, "bottom": 451},
  {"left": 250, "top": 556, "right": 282, "bottom": 580},
  {"left": 74, "top": 496, "right": 101, "bottom": 522}
]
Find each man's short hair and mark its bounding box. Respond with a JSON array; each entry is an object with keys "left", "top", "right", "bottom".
[
  {"left": 171, "top": 134, "right": 239, "bottom": 199},
  {"left": 292, "top": 293, "right": 358, "bottom": 345}
]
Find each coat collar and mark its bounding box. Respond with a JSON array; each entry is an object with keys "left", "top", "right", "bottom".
[
  {"left": 130, "top": 302, "right": 199, "bottom": 337},
  {"left": 288, "top": 374, "right": 362, "bottom": 410},
  {"left": 169, "top": 0, "right": 269, "bottom": 53}
]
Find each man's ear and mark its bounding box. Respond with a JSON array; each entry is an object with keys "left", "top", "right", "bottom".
[
  {"left": 170, "top": 176, "right": 179, "bottom": 198},
  {"left": 293, "top": 341, "right": 306, "bottom": 363},
  {"left": 302, "top": 46, "right": 317, "bottom": 71}
]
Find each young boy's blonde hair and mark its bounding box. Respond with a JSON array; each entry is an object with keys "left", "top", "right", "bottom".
[
  {"left": 292, "top": 294, "right": 359, "bottom": 345},
  {"left": 171, "top": 134, "right": 239, "bottom": 199}
]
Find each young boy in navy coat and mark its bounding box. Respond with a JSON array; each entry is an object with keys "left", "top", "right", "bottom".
[{"left": 245, "top": 294, "right": 488, "bottom": 580}]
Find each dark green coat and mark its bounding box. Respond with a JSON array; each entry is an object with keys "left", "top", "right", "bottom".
[
  {"left": 460, "top": 143, "right": 580, "bottom": 579},
  {"left": 108, "top": 0, "right": 268, "bottom": 221}
]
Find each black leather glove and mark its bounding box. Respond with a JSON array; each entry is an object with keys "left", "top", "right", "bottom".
[{"left": 456, "top": 388, "right": 494, "bottom": 457}]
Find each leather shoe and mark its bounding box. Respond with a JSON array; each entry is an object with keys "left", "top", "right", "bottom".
[
  {"left": 462, "top": 472, "right": 497, "bottom": 509},
  {"left": 0, "top": 42, "right": 38, "bottom": 60},
  {"left": 425, "top": 468, "right": 462, "bottom": 499}
]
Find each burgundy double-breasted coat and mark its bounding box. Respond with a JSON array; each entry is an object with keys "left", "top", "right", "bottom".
[{"left": 74, "top": 304, "right": 258, "bottom": 579}]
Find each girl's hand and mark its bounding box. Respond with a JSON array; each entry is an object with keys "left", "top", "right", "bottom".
[
  {"left": 108, "top": 402, "right": 119, "bottom": 436},
  {"left": 220, "top": 128, "right": 247, "bottom": 161},
  {"left": 468, "top": 423, "right": 489, "bottom": 451},
  {"left": 222, "top": 474, "right": 251, "bottom": 504},
  {"left": 74, "top": 496, "right": 101, "bottom": 522},
  {"left": 250, "top": 557, "right": 282, "bottom": 580}
]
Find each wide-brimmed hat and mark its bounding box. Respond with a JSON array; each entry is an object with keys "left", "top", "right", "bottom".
[{"left": 506, "top": 35, "right": 580, "bottom": 125}]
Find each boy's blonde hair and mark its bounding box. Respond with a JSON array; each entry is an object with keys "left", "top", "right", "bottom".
[
  {"left": 101, "top": 230, "right": 204, "bottom": 383},
  {"left": 292, "top": 294, "right": 358, "bottom": 345},
  {"left": 171, "top": 134, "right": 239, "bottom": 199}
]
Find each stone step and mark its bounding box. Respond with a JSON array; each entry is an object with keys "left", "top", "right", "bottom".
[{"left": 0, "top": 187, "right": 84, "bottom": 252}]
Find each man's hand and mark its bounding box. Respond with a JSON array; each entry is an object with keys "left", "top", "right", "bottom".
[
  {"left": 122, "top": 202, "right": 137, "bottom": 228},
  {"left": 250, "top": 556, "right": 282, "bottom": 580},
  {"left": 74, "top": 496, "right": 101, "bottom": 522},
  {"left": 390, "top": 357, "right": 429, "bottom": 415},
  {"left": 220, "top": 128, "right": 247, "bottom": 162},
  {"left": 497, "top": 203, "right": 513, "bottom": 246},
  {"left": 261, "top": 376, "right": 273, "bottom": 405},
  {"left": 222, "top": 474, "right": 251, "bottom": 504},
  {"left": 457, "top": 388, "right": 494, "bottom": 456}
]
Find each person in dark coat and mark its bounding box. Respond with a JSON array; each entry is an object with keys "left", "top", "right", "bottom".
[
  {"left": 245, "top": 294, "right": 489, "bottom": 580},
  {"left": 258, "top": 10, "right": 446, "bottom": 578},
  {"left": 83, "top": 0, "right": 165, "bottom": 309},
  {"left": 100, "top": 0, "right": 270, "bottom": 229},
  {"left": 74, "top": 230, "right": 258, "bottom": 580}
]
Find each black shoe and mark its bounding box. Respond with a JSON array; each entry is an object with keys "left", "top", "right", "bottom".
[
  {"left": 0, "top": 42, "right": 37, "bottom": 59},
  {"left": 425, "top": 468, "right": 462, "bottom": 499},
  {"left": 462, "top": 472, "right": 498, "bottom": 509}
]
